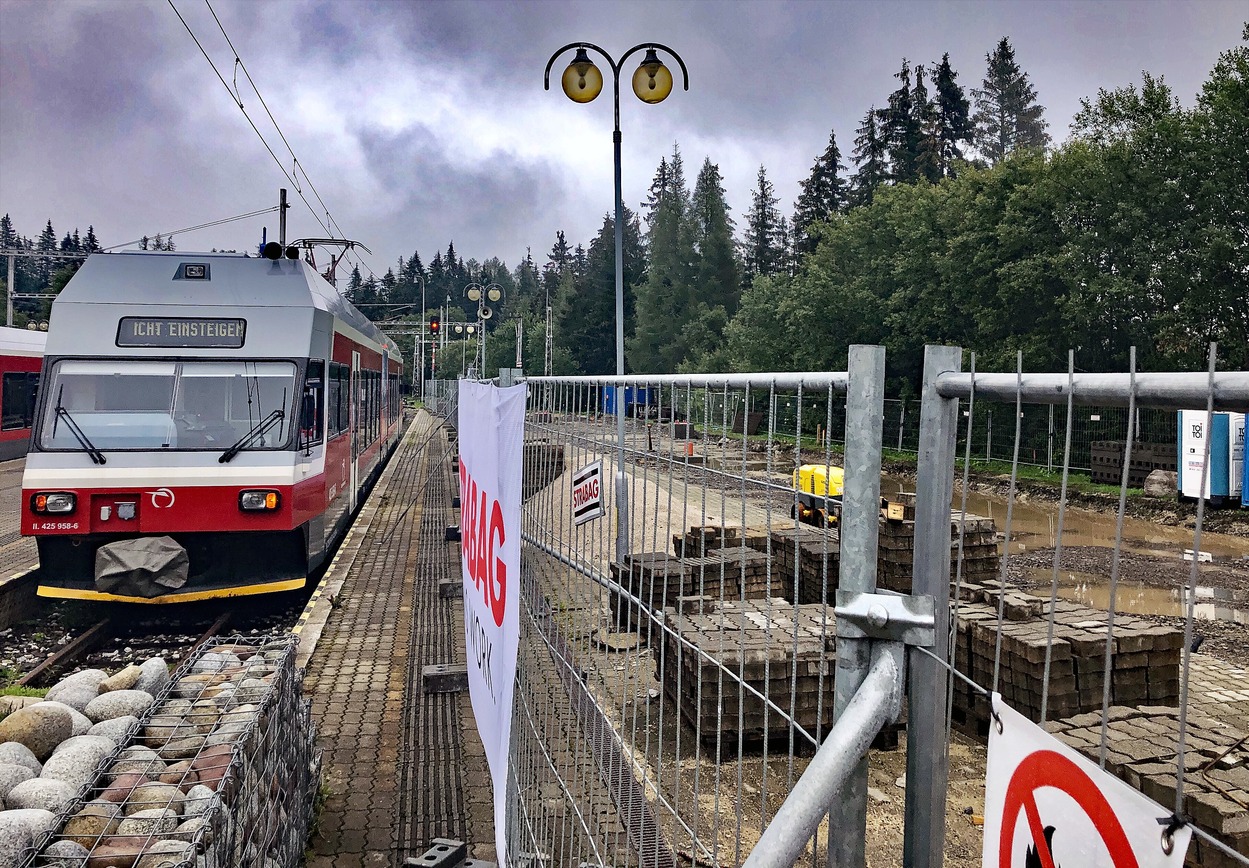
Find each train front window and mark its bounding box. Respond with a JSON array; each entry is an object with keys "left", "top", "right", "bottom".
[{"left": 37, "top": 359, "right": 297, "bottom": 452}]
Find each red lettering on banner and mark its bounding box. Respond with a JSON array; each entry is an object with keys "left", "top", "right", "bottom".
[
  {"left": 458, "top": 455, "right": 509, "bottom": 628},
  {"left": 489, "top": 499, "right": 506, "bottom": 626}
]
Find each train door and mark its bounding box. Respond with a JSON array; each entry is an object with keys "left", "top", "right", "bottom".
[{"left": 349, "top": 351, "right": 360, "bottom": 512}]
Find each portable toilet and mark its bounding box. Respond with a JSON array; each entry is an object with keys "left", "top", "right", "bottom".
[{"left": 1178, "top": 410, "right": 1245, "bottom": 506}]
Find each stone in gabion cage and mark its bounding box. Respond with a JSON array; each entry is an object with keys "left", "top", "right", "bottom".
[{"left": 24, "top": 634, "right": 320, "bottom": 868}]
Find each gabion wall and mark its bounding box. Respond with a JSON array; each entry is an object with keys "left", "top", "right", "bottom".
[{"left": 26, "top": 635, "right": 319, "bottom": 868}]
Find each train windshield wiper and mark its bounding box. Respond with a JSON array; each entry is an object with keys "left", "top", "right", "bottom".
[
  {"left": 54, "top": 404, "right": 107, "bottom": 465},
  {"left": 218, "top": 409, "right": 284, "bottom": 464}
]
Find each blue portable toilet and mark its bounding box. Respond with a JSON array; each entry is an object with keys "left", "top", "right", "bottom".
[{"left": 1178, "top": 410, "right": 1245, "bottom": 506}]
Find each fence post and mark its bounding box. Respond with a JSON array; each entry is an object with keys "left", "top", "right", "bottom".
[
  {"left": 1048, "top": 404, "right": 1055, "bottom": 473},
  {"left": 897, "top": 400, "right": 905, "bottom": 452},
  {"left": 903, "top": 345, "right": 962, "bottom": 868},
  {"left": 828, "top": 344, "right": 885, "bottom": 868},
  {"left": 986, "top": 407, "right": 992, "bottom": 461}
]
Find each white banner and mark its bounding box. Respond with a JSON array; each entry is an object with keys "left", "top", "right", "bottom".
[
  {"left": 458, "top": 380, "right": 526, "bottom": 866},
  {"left": 984, "top": 694, "right": 1191, "bottom": 868}
]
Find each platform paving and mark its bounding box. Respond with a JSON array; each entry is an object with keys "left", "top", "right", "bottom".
[
  {"left": 301, "top": 413, "right": 494, "bottom": 868},
  {"left": 0, "top": 457, "right": 43, "bottom": 628}
]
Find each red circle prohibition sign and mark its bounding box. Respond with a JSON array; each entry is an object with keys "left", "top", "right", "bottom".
[{"left": 1000, "top": 750, "right": 1140, "bottom": 868}]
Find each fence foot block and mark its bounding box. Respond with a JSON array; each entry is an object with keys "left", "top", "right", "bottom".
[
  {"left": 422, "top": 663, "right": 468, "bottom": 693},
  {"left": 439, "top": 580, "right": 460, "bottom": 600},
  {"left": 404, "top": 838, "right": 468, "bottom": 867}
]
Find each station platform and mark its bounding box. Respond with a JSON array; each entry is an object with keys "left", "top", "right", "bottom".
[
  {"left": 0, "top": 457, "right": 41, "bottom": 627},
  {"left": 296, "top": 411, "right": 494, "bottom": 867}
]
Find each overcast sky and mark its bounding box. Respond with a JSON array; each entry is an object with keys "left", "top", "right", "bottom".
[{"left": 1, "top": 0, "right": 1243, "bottom": 287}]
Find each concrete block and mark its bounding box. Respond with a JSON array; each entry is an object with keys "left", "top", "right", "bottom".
[{"left": 422, "top": 664, "right": 468, "bottom": 694}]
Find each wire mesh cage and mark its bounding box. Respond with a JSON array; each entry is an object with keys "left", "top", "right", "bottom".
[{"left": 23, "top": 634, "right": 319, "bottom": 868}]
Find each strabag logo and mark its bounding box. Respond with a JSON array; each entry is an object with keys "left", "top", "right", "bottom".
[{"left": 460, "top": 454, "right": 507, "bottom": 625}]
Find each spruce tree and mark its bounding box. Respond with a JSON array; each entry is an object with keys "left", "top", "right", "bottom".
[
  {"left": 630, "top": 145, "right": 695, "bottom": 372},
  {"left": 742, "top": 165, "right": 782, "bottom": 286},
  {"left": 36, "top": 220, "right": 57, "bottom": 288},
  {"left": 912, "top": 64, "right": 943, "bottom": 182},
  {"left": 83, "top": 226, "right": 100, "bottom": 253},
  {"left": 547, "top": 231, "right": 572, "bottom": 274},
  {"left": 690, "top": 158, "right": 741, "bottom": 316},
  {"left": 972, "top": 37, "right": 1050, "bottom": 164},
  {"left": 0, "top": 215, "right": 16, "bottom": 251},
  {"left": 878, "top": 60, "right": 920, "bottom": 183},
  {"left": 933, "top": 53, "right": 973, "bottom": 176},
  {"left": 850, "top": 107, "right": 889, "bottom": 206},
  {"left": 792, "top": 129, "right": 847, "bottom": 256}
]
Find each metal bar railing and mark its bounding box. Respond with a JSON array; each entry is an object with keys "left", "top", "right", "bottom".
[
  {"left": 935, "top": 370, "right": 1249, "bottom": 410},
  {"left": 741, "top": 644, "right": 904, "bottom": 868}
]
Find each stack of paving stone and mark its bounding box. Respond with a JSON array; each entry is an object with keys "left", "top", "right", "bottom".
[
  {"left": 609, "top": 546, "right": 774, "bottom": 634},
  {"left": 743, "top": 525, "right": 841, "bottom": 604},
  {"left": 876, "top": 501, "right": 998, "bottom": 593},
  {"left": 672, "top": 524, "right": 742, "bottom": 558},
  {"left": 1044, "top": 706, "right": 1248, "bottom": 867},
  {"left": 952, "top": 585, "right": 1185, "bottom": 733},
  {"left": 654, "top": 598, "right": 838, "bottom": 753}
]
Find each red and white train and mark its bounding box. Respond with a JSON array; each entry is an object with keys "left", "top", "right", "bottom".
[
  {"left": 1, "top": 326, "right": 46, "bottom": 461},
  {"left": 20, "top": 247, "right": 404, "bottom": 602}
]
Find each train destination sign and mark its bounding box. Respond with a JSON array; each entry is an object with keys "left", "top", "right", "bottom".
[{"left": 116, "top": 317, "right": 247, "bottom": 348}]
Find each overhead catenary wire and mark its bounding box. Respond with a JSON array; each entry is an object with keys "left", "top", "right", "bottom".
[
  {"left": 102, "top": 205, "right": 280, "bottom": 252},
  {"left": 202, "top": 0, "right": 349, "bottom": 244},
  {"left": 165, "top": 0, "right": 376, "bottom": 282}
]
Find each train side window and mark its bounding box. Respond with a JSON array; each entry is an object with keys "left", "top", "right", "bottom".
[
  {"left": 2, "top": 372, "right": 36, "bottom": 431},
  {"left": 301, "top": 360, "right": 324, "bottom": 449},
  {"left": 327, "top": 363, "right": 342, "bottom": 438},
  {"left": 337, "top": 363, "right": 350, "bottom": 435}
]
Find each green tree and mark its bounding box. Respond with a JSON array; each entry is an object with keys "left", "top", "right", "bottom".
[
  {"left": 850, "top": 107, "right": 889, "bottom": 206},
  {"left": 972, "top": 37, "right": 1050, "bottom": 164},
  {"left": 82, "top": 226, "right": 100, "bottom": 253},
  {"left": 742, "top": 165, "right": 782, "bottom": 286},
  {"left": 792, "top": 129, "right": 847, "bottom": 256},
  {"left": 879, "top": 59, "right": 920, "bottom": 183},
  {"left": 557, "top": 210, "right": 644, "bottom": 374},
  {"left": 932, "top": 53, "right": 974, "bottom": 177},
  {"left": 631, "top": 145, "right": 696, "bottom": 372}
]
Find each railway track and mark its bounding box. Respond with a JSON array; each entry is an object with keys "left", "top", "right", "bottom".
[{"left": 0, "top": 589, "right": 306, "bottom": 690}]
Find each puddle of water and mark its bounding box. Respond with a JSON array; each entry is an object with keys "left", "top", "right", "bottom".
[
  {"left": 1023, "top": 568, "right": 1249, "bottom": 624},
  {"left": 881, "top": 476, "right": 1249, "bottom": 561}
]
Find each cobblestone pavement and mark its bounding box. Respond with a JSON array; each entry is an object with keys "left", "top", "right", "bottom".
[
  {"left": 303, "top": 414, "right": 494, "bottom": 868},
  {"left": 0, "top": 457, "right": 42, "bottom": 627}
]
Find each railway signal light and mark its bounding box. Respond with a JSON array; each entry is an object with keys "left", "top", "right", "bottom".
[{"left": 429, "top": 316, "right": 440, "bottom": 335}]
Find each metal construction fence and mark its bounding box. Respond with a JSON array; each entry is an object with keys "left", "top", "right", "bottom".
[{"left": 437, "top": 346, "right": 1249, "bottom": 868}]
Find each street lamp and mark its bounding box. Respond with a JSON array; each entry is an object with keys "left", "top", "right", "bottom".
[
  {"left": 464, "top": 282, "right": 503, "bottom": 377},
  {"left": 413, "top": 277, "right": 426, "bottom": 403},
  {"left": 544, "top": 41, "right": 689, "bottom": 563},
  {"left": 453, "top": 322, "right": 477, "bottom": 376}
]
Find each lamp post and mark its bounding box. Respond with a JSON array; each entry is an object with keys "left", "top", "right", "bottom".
[
  {"left": 464, "top": 282, "right": 503, "bottom": 377},
  {"left": 453, "top": 322, "right": 477, "bottom": 376},
  {"left": 544, "top": 42, "right": 688, "bottom": 564},
  {"left": 415, "top": 277, "right": 426, "bottom": 403}
]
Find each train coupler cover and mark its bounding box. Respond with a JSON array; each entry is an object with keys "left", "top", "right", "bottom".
[{"left": 94, "top": 535, "right": 189, "bottom": 597}]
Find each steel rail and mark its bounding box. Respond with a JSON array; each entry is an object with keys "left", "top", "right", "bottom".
[{"left": 18, "top": 619, "right": 112, "bottom": 687}]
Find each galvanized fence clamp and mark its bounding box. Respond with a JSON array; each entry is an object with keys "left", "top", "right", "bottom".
[
  {"left": 836, "top": 589, "right": 935, "bottom": 659},
  {"left": 835, "top": 590, "right": 935, "bottom": 707}
]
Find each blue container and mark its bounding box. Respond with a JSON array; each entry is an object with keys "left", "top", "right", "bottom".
[{"left": 603, "top": 385, "right": 653, "bottom": 416}]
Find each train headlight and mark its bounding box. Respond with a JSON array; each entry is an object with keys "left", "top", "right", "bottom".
[
  {"left": 32, "top": 492, "right": 76, "bottom": 514},
  {"left": 239, "top": 490, "right": 281, "bottom": 511}
]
